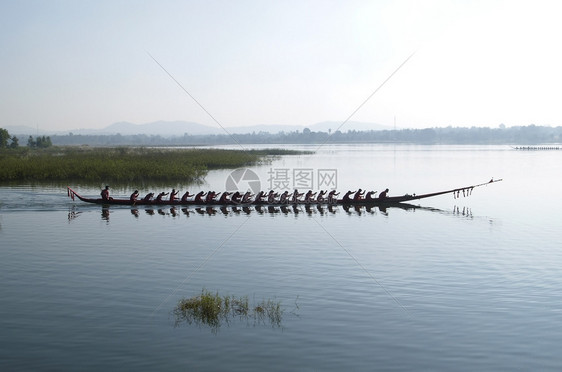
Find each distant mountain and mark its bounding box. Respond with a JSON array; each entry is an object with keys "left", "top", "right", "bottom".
[
  {"left": 3, "top": 125, "right": 48, "bottom": 136},
  {"left": 100, "top": 120, "right": 392, "bottom": 136},
  {"left": 226, "top": 124, "right": 304, "bottom": 134},
  {"left": 227, "top": 121, "right": 393, "bottom": 134},
  {"left": 95, "top": 120, "right": 392, "bottom": 136},
  {"left": 309, "top": 121, "right": 394, "bottom": 132},
  {"left": 3, "top": 120, "right": 392, "bottom": 137},
  {"left": 100, "top": 120, "right": 224, "bottom": 136}
]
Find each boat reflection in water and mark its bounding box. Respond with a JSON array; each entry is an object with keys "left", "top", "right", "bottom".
[
  {"left": 135, "top": 203, "right": 416, "bottom": 219},
  {"left": 67, "top": 203, "right": 476, "bottom": 222},
  {"left": 67, "top": 203, "right": 475, "bottom": 222}
]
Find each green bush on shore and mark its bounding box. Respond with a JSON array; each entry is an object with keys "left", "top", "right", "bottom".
[{"left": 0, "top": 146, "right": 307, "bottom": 183}]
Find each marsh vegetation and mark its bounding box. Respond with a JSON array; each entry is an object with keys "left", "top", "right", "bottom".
[
  {"left": 0, "top": 146, "right": 308, "bottom": 183},
  {"left": 173, "top": 289, "right": 287, "bottom": 333}
]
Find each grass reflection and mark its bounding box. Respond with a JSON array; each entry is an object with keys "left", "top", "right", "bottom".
[{"left": 173, "top": 289, "right": 285, "bottom": 333}]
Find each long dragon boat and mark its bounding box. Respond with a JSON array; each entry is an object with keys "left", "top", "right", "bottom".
[{"left": 66, "top": 179, "right": 502, "bottom": 207}]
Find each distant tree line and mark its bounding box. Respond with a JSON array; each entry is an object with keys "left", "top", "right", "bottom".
[
  {"left": 0, "top": 128, "right": 53, "bottom": 149},
  {"left": 47, "top": 124, "right": 562, "bottom": 146},
  {"left": 0, "top": 128, "right": 20, "bottom": 148},
  {"left": 27, "top": 135, "right": 53, "bottom": 148}
]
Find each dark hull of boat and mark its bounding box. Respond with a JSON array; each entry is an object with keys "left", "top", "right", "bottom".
[{"left": 67, "top": 179, "right": 502, "bottom": 208}]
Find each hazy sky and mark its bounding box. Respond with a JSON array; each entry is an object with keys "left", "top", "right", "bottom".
[{"left": 1, "top": 0, "right": 561, "bottom": 131}]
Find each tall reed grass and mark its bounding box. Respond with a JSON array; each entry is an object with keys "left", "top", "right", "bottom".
[
  {"left": 0, "top": 147, "right": 306, "bottom": 183},
  {"left": 173, "top": 289, "right": 285, "bottom": 333}
]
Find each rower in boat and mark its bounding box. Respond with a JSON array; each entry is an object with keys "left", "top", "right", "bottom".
[
  {"left": 218, "top": 191, "right": 231, "bottom": 204},
  {"left": 316, "top": 190, "right": 327, "bottom": 202},
  {"left": 156, "top": 191, "right": 169, "bottom": 202},
  {"left": 365, "top": 190, "right": 378, "bottom": 201},
  {"left": 304, "top": 190, "right": 317, "bottom": 202},
  {"left": 291, "top": 189, "right": 304, "bottom": 203},
  {"left": 194, "top": 191, "right": 207, "bottom": 204},
  {"left": 279, "top": 191, "right": 290, "bottom": 204},
  {"left": 181, "top": 191, "right": 193, "bottom": 202},
  {"left": 328, "top": 190, "right": 340, "bottom": 204},
  {"left": 379, "top": 188, "right": 389, "bottom": 199},
  {"left": 342, "top": 190, "right": 356, "bottom": 202},
  {"left": 255, "top": 191, "right": 267, "bottom": 203},
  {"left": 101, "top": 185, "right": 113, "bottom": 201},
  {"left": 242, "top": 191, "right": 254, "bottom": 203},
  {"left": 130, "top": 190, "right": 139, "bottom": 202},
  {"left": 170, "top": 189, "right": 179, "bottom": 202},
  {"left": 143, "top": 192, "right": 154, "bottom": 201},
  {"left": 206, "top": 191, "right": 220, "bottom": 203},
  {"left": 231, "top": 191, "right": 242, "bottom": 203},
  {"left": 267, "top": 190, "right": 278, "bottom": 203},
  {"left": 353, "top": 189, "right": 365, "bottom": 201}
]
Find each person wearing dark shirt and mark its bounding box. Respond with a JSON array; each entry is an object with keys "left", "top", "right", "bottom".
[
  {"left": 231, "top": 191, "right": 242, "bottom": 203},
  {"left": 206, "top": 191, "right": 220, "bottom": 203},
  {"left": 342, "top": 190, "right": 356, "bottom": 202},
  {"left": 255, "top": 191, "right": 266, "bottom": 203},
  {"left": 194, "top": 191, "right": 207, "bottom": 204},
  {"left": 130, "top": 190, "right": 139, "bottom": 202},
  {"left": 379, "top": 188, "right": 389, "bottom": 199},
  {"left": 242, "top": 191, "right": 254, "bottom": 203},
  {"left": 353, "top": 189, "right": 365, "bottom": 201},
  {"left": 155, "top": 192, "right": 169, "bottom": 202},
  {"left": 365, "top": 191, "right": 378, "bottom": 201},
  {"left": 267, "top": 190, "right": 279, "bottom": 203},
  {"left": 304, "top": 190, "right": 317, "bottom": 202},
  {"left": 279, "top": 191, "right": 290, "bottom": 204},
  {"left": 218, "top": 192, "right": 232, "bottom": 204},
  {"left": 328, "top": 190, "right": 340, "bottom": 204},
  {"left": 291, "top": 189, "right": 303, "bottom": 203}
]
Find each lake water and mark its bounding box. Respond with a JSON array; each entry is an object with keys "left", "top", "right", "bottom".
[{"left": 1, "top": 144, "right": 561, "bottom": 371}]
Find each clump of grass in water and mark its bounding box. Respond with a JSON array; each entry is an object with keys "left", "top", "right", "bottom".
[
  {"left": 253, "top": 298, "right": 283, "bottom": 326},
  {"left": 173, "top": 289, "right": 284, "bottom": 332}
]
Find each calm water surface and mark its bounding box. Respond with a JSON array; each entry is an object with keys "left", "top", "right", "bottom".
[{"left": 1, "top": 145, "right": 561, "bottom": 371}]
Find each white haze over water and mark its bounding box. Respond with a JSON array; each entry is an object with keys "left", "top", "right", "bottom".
[{"left": 1, "top": 0, "right": 561, "bottom": 132}]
